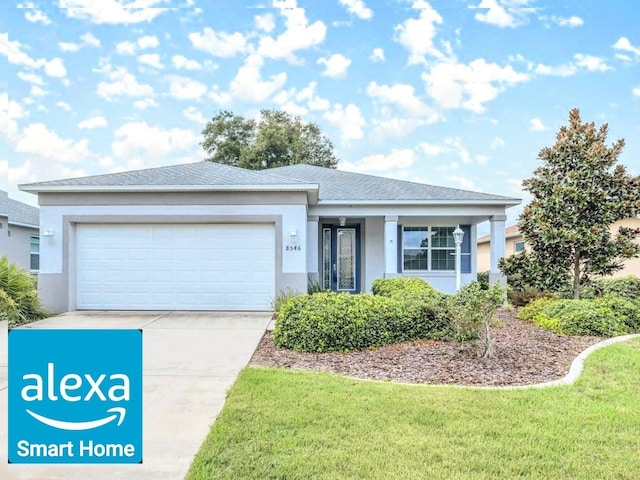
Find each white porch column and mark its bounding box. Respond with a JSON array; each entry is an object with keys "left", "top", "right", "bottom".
[
  {"left": 306, "top": 216, "right": 319, "bottom": 283},
  {"left": 489, "top": 214, "right": 507, "bottom": 286},
  {"left": 384, "top": 215, "right": 399, "bottom": 278}
]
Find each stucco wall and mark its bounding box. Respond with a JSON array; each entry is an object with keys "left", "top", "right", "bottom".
[{"left": 2, "top": 222, "right": 38, "bottom": 271}]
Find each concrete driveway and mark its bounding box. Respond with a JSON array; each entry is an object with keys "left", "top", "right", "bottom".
[{"left": 0, "top": 311, "right": 271, "bottom": 480}]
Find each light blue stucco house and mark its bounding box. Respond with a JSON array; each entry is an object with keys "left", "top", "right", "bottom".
[{"left": 20, "top": 162, "right": 520, "bottom": 313}]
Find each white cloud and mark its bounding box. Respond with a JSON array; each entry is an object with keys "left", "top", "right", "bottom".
[
  {"left": 472, "top": 0, "right": 535, "bottom": 28},
  {"left": 111, "top": 121, "right": 197, "bottom": 162},
  {"left": 258, "top": 2, "right": 327, "bottom": 63},
  {"left": 324, "top": 103, "right": 365, "bottom": 141},
  {"left": 445, "top": 175, "right": 475, "bottom": 190},
  {"left": 44, "top": 58, "right": 67, "bottom": 77},
  {"left": 367, "top": 81, "right": 436, "bottom": 118},
  {"left": 534, "top": 62, "right": 577, "bottom": 77},
  {"left": 419, "top": 142, "right": 444, "bottom": 156},
  {"left": 339, "top": 0, "right": 373, "bottom": 20},
  {"left": 189, "top": 27, "right": 249, "bottom": 58},
  {"left": 255, "top": 13, "right": 275, "bottom": 32},
  {"left": 0, "top": 93, "right": 27, "bottom": 142},
  {"left": 78, "top": 116, "right": 108, "bottom": 129},
  {"left": 369, "top": 48, "right": 385, "bottom": 62},
  {"left": 15, "top": 123, "right": 89, "bottom": 162},
  {"left": 342, "top": 149, "right": 414, "bottom": 172},
  {"left": 551, "top": 16, "right": 583, "bottom": 28},
  {"left": 58, "top": 0, "right": 169, "bottom": 24},
  {"left": 19, "top": 2, "right": 52, "bottom": 25},
  {"left": 116, "top": 35, "right": 159, "bottom": 55},
  {"left": 167, "top": 75, "right": 207, "bottom": 100},
  {"left": 1, "top": 35, "right": 67, "bottom": 78},
  {"left": 183, "top": 106, "right": 208, "bottom": 125},
  {"left": 137, "top": 35, "right": 159, "bottom": 49},
  {"left": 394, "top": 0, "right": 444, "bottom": 65},
  {"left": 133, "top": 98, "right": 158, "bottom": 109},
  {"left": 273, "top": 81, "right": 330, "bottom": 114},
  {"left": 530, "top": 117, "right": 547, "bottom": 131},
  {"left": 490, "top": 136, "right": 505, "bottom": 149},
  {"left": 613, "top": 37, "right": 640, "bottom": 57},
  {"left": 423, "top": 58, "right": 529, "bottom": 113},
  {"left": 226, "top": 54, "right": 287, "bottom": 103},
  {"left": 138, "top": 53, "right": 163, "bottom": 69},
  {"left": 317, "top": 53, "right": 351, "bottom": 78},
  {"left": 17, "top": 72, "right": 44, "bottom": 85},
  {"left": 573, "top": 54, "right": 611, "bottom": 72},
  {"left": 56, "top": 101, "right": 71, "bottom": 111},
  {"left": 97, "top": 67, "right": 155, "bottom": 100},
  {"left": 115, "top": 41, "right": 137, "bottom": 55},
  {"left": 29, "top": 85, "right": 47, "bottom": 97},
  {"left": 172, "top": 55, "right": 201, "bottom": 70},
  {"left": 58, "top": 32, "right": 102, "bottom": 52},
  {"left": 632, "top": 86, "right": 640, "bottom": 97}
]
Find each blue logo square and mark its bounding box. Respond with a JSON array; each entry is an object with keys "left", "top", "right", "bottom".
[{"left": 8, "top": 329, "right": 143, "bottom": 464}]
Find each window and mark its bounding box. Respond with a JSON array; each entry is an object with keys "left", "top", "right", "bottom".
[
  {"left": 403, "top": 226, "right": 455, "bottom": 271},
  {"left": 30, "top": 235, "right": 40, "bottom": 271},
  {"left": 514, "top": 240, "right": 525, "bottom": 253},
  {"left": 322, "top": 228, "right": 331, "bottom": 289}
]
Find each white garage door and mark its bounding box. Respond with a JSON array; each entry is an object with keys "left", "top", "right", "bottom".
[{"left": 76, "top": 224, "right": 275, "bottom": 310}]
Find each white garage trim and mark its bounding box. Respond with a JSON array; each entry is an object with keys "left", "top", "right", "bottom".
[{"left": 75, "top": 223, "right": 275, "bottom": 311}]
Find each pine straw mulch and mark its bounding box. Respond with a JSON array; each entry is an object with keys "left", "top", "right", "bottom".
[{"left": 249, "top": 310, "right": 602, "bottom": 387}]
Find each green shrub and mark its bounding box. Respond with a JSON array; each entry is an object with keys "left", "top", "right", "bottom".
[
  {"left": 519, "top": 297, "right": 560, "bottom": 322},
  {"left": 595, "top": 295, "right": 640, "bottom": 333},
  {"left": 508, "top": 285, "right": 556, "bottom": 307},
  {"left": 476, "top": 271, "right": 490, "bottom": 290},
  {"left": 274, "top": 291, "right": 451, "bottom": 353},
  {"left": 0, "top": 256, "right": 48, "bottom": 327},
  {"left": 371, "top": 277, "right": 441, "bottom": 299},
  {"left": 582, "top": 276, "right": 640, "bottom": 301},
  {"left": 447, "top": 283, "right": 504, "bottom": 358},
  {"left": 534, "top": 299, "right": 627, "bottom": 337},
  {"left": 269, "top": 288, "right": 302, "bottom": 319}
]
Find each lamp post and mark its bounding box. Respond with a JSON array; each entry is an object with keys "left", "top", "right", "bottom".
[{"left": 453, "top": 225, "right": 464, "bottom": 291}]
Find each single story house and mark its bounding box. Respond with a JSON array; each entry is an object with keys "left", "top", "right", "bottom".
[
  {"left": 20, "top": 162, "right": 520, "bottom": 313},
  {"left": 0, "top": 190, "right": 40, "bottom": 272},
  {"left": 478, "top": 220, "right": 640, "bottom": 277}
]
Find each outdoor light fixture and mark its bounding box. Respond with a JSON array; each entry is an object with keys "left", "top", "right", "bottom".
[
  {"left": 339, "top": 217, "right": 347, "bottom": 227},
  {"left": 290, "top": 228, "right": 298, "bottom": 244},
  {"left": 453, "top": 225, "right": 464, "bottom": 291},
  {"left": 42, "top": 229, "right": 54, "bottom": 237}
]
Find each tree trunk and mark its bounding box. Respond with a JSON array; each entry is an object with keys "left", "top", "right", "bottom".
[{"left": 573, "top": 251, "right": 581, "bottom": 299}]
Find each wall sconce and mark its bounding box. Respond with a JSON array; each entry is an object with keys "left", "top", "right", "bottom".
[
  {"left": 42, "top": 229, "right": 54, "bottom": 237},
  {"left": 290, "top": 228, "right": 297, "bottom": 244},
  {"left": 339, "top": 217, "right": 347, "bottom": 227}
]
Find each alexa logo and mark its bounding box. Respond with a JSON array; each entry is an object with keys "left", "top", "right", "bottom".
[{"left": 8, "top": 329, "right": 142, "bottom": 464}]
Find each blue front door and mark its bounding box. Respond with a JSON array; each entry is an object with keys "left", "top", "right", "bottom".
[{"left": 322, "top": 225, "right": 361, "bottom": 293}]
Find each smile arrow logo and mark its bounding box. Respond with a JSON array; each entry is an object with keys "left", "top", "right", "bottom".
[{"left": 25, "top": 407, "right": 127, "bottom": 431}]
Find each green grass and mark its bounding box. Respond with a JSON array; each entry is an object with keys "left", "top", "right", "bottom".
[{"left": 185, "top": 339, "right": 640, "bottom": 480}]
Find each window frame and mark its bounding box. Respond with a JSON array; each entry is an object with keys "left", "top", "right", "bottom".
[
  {"left": 402, "top": 226, "right": 456, "bottom": 272},
  {"left": 514, "top": 240, "right": 525, "bottom": 253},
  {"left": 30, "top": 234, "right": 40, "bottom": 272}
]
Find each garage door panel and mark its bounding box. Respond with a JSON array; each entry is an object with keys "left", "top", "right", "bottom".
[{"left": 76, "top": 224, "right": 275, "bottom": 310}]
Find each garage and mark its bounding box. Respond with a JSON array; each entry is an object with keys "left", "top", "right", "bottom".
[{"left": 75, "top": 223, "right": 275, "bottom": 311}]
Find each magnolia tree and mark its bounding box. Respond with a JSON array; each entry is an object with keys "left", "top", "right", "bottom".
[
  {"left": 201, "top": 109, "right": 338, "bottom": 170},
  {"left": 500, "top": 108, "right": 640, "bottom": 298}
]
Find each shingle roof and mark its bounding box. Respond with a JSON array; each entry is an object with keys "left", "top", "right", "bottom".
[
  {"left": 19, "top": 161, "right": 311, "bottom": 188},
  {"left": 267, "top": 164, "right": 519, "bottom": 203},
  {"left": 0, "top": 191, "right": 39, "bottom": 227}
]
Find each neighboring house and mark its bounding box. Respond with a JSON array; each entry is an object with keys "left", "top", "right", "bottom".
[
  {"left": 0, "top": 190, "right": 40, "bottom": 272},
  {"left": 19, "top": 162, "right": 520, "bottom": 313},
  {"left": 477, "top": 219, "right": 640, "bottom": 276}
]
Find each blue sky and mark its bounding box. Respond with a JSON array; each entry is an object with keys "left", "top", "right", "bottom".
[{"left": 2, "top": 0, "right": 639, "bottom": 229}]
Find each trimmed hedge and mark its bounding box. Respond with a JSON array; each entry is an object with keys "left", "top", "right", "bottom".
[
  {"left": 519, "top": 296, "right": 637, "bottom": 337},
  {"left": 273, "top": 291, "right": 451, "bottom": 353},
  {"left": 581, "top": 275, "right": 640, "bottom": 301},
  {"left": 371, "top": 277, "right": 441, "bottom": 299}
]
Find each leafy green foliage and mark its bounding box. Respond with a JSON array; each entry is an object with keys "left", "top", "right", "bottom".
[
  {"left": 500, "top": 108, "right": 640, "bottom": 298},
  {"left": 527, "top": 298, "right": 630, "bottom": 337},
  {"left": 581, "top": 275, "right": 640, "bottom": 301},
  {"left": 518, "top": 297, "right": 560, "bottom": 322},
  {"left": 595, "top": 295, "right": 640, "bottom": 332},
  {"left": 507, "top": 285, "right": 557, "bottom": 307},
  {"left": 273, "top": 292, "right": 451, "bottom": 353},
  {"left": 476, "top": 271, "right": 490, "bottom": 290},
  {"left": 371, "top": 276, "right": 441, "bottom": 299},
  {"left": 447, "top": 282, "right": 504, "bottom": 358},
  {"left": 269, "top": 288, "right": 302, "bottom": 318},
  {"left": 201, "top": 109, "right": 338, "bottom": 170},
  {"left": 0, "top": 256, "right": 48, "bottom": 327}
]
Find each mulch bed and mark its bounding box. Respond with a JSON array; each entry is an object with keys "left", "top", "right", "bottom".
[{"left": 249, "top": 310, "right": 602, "bottom": 387}]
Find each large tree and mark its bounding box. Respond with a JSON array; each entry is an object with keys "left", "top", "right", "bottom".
[
  {"left": 500, "top": 108, "right": 640, "bottom": 298},
  {"left": 200, "top": 109, "right": 338, "bottom": 170}
]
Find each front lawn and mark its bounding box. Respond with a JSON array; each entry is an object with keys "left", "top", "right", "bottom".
[{"left": 185, "top": 339, "right": 640, "bottom": 480}]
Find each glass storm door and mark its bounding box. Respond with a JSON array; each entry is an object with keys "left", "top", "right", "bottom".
[{"left": 322, "top": 225, "right": 360, "bottom": 293}]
